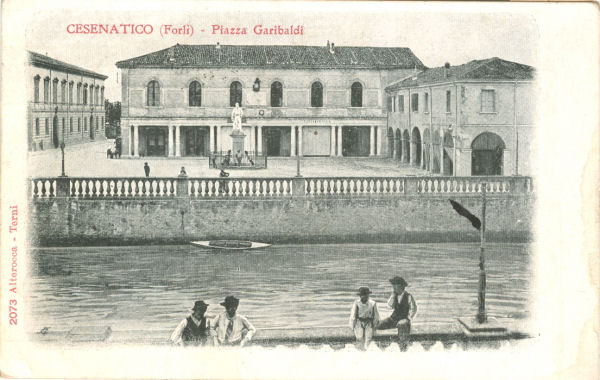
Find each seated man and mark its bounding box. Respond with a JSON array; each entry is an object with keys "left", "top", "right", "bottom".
[
  {"left": 170, "top": 300, "right": 212, "bottom": 346},
  {"left": 377, "top": 276, "right": 417, "bottom": 351},
  {"left": 212, "top": 295, "right": 255, "bottom": 347}
]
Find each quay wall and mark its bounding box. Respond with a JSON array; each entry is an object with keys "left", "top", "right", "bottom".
[{"left": 29, "top": 176, "right": 534, "bottom": 246}]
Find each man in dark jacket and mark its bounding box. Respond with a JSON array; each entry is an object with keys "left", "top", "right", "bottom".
[
  {"left": 170, "top": 300, "right": 212, "bottom": 346},
  {"left": 377, "top": 276, "right": 417, "bottom": 351},
  {"left": 143, "top": 162, "right": 150, "bottom": 177}
]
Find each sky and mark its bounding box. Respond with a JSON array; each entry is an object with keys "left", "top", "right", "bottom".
[{"left": 25, "top": 2, "right": 538, "bottom": 102}]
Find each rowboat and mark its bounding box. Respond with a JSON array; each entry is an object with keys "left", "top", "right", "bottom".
[{"left": 190, "top": 240, "right": 271, "bottom": 250}]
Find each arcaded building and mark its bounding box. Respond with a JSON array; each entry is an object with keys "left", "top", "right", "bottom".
[
  {"left": 385, "top": 58, "right": 535, "bottom": 176},
  {"left": 116, "top": 43, "right": 425, "bottom": 158},
  {"left": 27, "top": 51, "right": 108, "bottom": 151}
]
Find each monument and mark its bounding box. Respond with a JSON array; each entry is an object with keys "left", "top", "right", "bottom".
[{"left": 230, "top": 103, "right": 245, "bottom": 155}]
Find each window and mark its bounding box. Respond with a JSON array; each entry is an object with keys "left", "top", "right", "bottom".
[
  {"left": 62, "top": 118, "right": 65, "bottom": 134},
  {"left": 35, "top": 118, "right": 40, "bottom": 136},
  {"left": 43, "top": 77, "right": 50, "bottom": 103},
  {"left": 61, "top": 81, "right": 66, "bottom": 104},
  {"left": 271, "top": 81, "right": 283, "bottom": 107},
  {"left": 83, "top": 85, "right": 88, "bottom": 105},
  {"left": 480, "top": 89, "right": 496, "bottom": 113},
  {"left": 386, "top": 96, "right": 393, "bottom": 112},
  {"left": 84, "top": 118, "right": 87, "bottom": 131},
  {"left": 351, "top": 82, "right": 363, "bottom": 107},
  {"left": 446, "top": 90, "right": 451, "bottom": 113},
  {"left": 189, "top": 81, "right": 202, "bottom": 106},
  {"left": 70, "top": 117, "right": 73, "bottom": 133},
  {"left": 78, "top": 118, "right": 81, "bottom": 132},
  {"left": 146, "top": 81, "right": 160, "bottom": 106},
  {"left": 411, "top": 93, "right": 419, "bottom": 112},
  {"left": 52, "top": 79, "right": 58, "bottom": 103},
  {"left": 95, "top": 86, "right": 99, "bottom": 105},
  {"left": 96, "top": 118, "right": 99, "bottom": 130},
  {"left": 398, "top": 95, "right": 404, "bottom": 113},
  {"left": 229, "top": 81, "right": 242, "bottom": 106},
  {"left": 44, "top": 118, "right": 49, "bottom": 135},
  {"left": 77, "top": 83, "right": 82, "bottom": 104},
  {"left": 101, "top": 117, "right": 104, "bottom": 128},
  {"left": 424, "top": 93, "right": 429, "bottom": 113},
  {"left": 101, "top": 87, "right": 104, "bottom": 105},
  {"left": 34, "top": 76, "right": 40, "bottom": 103},
  {"left": 311, "top": 81, "right": 323, "bottom": 107},
  {"left": 69, "top": 82, "right": 74, "bottom": 104},
  {"left": 89, "top": 86, "right": 94, "bottom": 105}
]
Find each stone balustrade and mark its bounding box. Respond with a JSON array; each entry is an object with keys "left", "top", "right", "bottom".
[{"left": 29, "top": 175, "right": 534, "bottom": 199}]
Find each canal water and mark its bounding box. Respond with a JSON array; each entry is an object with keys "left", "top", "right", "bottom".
[{"left": 28, "top": 243, "right": 531, "bottom": 336}]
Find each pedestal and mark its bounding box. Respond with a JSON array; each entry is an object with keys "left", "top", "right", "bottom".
[
  {"left": 457, "top": 317, "right": 508, "bottom": 338},
  {"left": 230, "top": 130, "right": 246, "bottom": 155}
]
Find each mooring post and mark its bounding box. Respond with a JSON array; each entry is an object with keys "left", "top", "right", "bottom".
[{"left": 477, "top": 182, "right": 487, "bottom": 323}]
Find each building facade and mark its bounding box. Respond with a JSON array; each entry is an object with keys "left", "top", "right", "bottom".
[
  {"left": 28, "top": 51, "right": 107, "bottom": 151},
  {"left": 116, "top": 43, "right": 425, "bottom": 158},
  {"left": 385, "top": 58, "right": 535, "bottom": 176}
]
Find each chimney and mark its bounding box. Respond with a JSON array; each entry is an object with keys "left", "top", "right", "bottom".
[
  {"left": 216, "top": 42, "right": 221, "bottom": 49},
  {"left": 329, "top": 42, "right": 335, "bottom": 54},
  {"left": 327, "top": 40, "right": 330, "bottom": 49},
  {"left": 444, "top": 62, "right": 451, "bottom": 78},
  {"left": 167, "top": 46, "right": 176, "bottom": 63}
]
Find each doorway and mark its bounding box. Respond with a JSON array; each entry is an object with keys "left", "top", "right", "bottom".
[{"left": 342, "top": 126, "right": 370, "bottom": 157}]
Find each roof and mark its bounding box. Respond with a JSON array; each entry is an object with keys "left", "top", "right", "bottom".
[
  {"left": 385, "top": 57, "right": 534, "bottom": 91},
  {"left": 28, "top": 51, "right": 108, "bottom": 80},
  {"left": 115, "top": 44, "right": 426, "bottom": 70}
]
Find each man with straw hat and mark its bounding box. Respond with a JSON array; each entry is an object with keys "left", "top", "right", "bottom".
[
  {"left": 170, "top": 300, "right": 212, "bottom": 346},
  {"left": 212, "top": 295, "right": 256, "bottom": 347},
  {"left": 377, "top": 276, "right": 417, "bottom": 351},
  {"left": 349, "top": 286, "right": 380, "bottom": 350}
]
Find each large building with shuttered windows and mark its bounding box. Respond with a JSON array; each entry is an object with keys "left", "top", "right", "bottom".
[
  {"left": 384, "top": 58, "right": 535, "bottom": 176},
  {"left": 115, "top": 43, "right": 425, "bottom": 158},
  {"left": 28, "top": 51, "right": 108, "bottom": 151}
]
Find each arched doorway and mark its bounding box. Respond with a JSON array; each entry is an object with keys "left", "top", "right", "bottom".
[
  {"left": 52, "top": 116, "right": 59, "bottom": 148},
  {"left": 471, "top": 132, "right": 505, "bottom": 175},
  {"left": 423, "top": 129, "right": 430, "bottom": 171},
  {"left": 443, "top": 132, "right": 454, "bottom": 175},
  {"left": 432, "top": 131, "right": 441, "bottom": 173},
  {"left": 402, "top": 130, "right": 410, "bottom": 163},
  {"left": 412, "top": 127, "right": 421, "bottom": 167},
  {"left": 387, "top": 127, "right": 394, "bottom": 158},
  {"left": 90, "top": 116, "right": 95, "bottom": 139}
]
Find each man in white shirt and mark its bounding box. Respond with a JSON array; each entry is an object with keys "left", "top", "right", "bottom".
[
  {"left": 170, "top": 300, "right": 212, "bottom": 346},
  {"left": 212, "top": 295, "right": 256, "bottom": 347},
  {"left": 377, "top": 276, "right": 417, "bottom": 351}
]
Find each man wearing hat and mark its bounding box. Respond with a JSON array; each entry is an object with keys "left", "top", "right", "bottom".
[
  {"left": 377, "top": 276, "right": 417, "bottom": 351},
  {"left": 212, "top": 295, "right": 256, "bottom": 347},
  {"left": 170, "top": 300, "right": 212, "bottom": 346},
  {"left": 349, "top": 286, "right": 380, "bottom": 350}
]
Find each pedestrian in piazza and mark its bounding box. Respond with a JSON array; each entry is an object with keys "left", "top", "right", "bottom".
[
  {"left": 212, "top": 295, "right": 256, "bottom": 347},
  {"left": 170, "top": 300, "right": 213, "bottom": 346},
  {"left": 377, "top": 276, "right": 417, "bottom": 351},
  {"left": 143, "top": 162, "right": 150, "bottom": 177},
  {"left": 349, "top": 286, "right": 380, "bottom": 350}
]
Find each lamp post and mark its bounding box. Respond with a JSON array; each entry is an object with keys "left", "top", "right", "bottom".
[
  {"left": 60, "top": 141, "right": 66, "bottom": 177},
  {"left": 295, "top": 149, "right": 302, "bottom": 177}
]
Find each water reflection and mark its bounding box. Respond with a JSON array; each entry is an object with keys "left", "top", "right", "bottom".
[{"left": 29, "top": 243, "right": 531, "bottom": 332}]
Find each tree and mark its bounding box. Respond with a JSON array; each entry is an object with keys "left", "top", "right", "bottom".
[{"left": 104, "top": 100, "right": 121, "bottom": 138}]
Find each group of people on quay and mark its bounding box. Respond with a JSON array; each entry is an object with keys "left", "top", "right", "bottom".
[{"left": 170, "top": 276, "right": 417, "bottom": 350}]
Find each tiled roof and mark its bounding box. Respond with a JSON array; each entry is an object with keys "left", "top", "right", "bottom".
[
  {"left": 28, "top": 51, "right": 108, "bottom": 80},
  {"left": 385, "top": 57, "right": 534, "bottom": 91},
  {"left": 115, "top": 44, "right": 426, "bottom": 70}
]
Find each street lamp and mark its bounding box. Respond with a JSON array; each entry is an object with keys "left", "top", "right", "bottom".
[
  {"left": 59, "top": 141, "right": 66, "bottom": 177},
  {"left": 295, "top": 148, "right": 302, "bottom": 177}
]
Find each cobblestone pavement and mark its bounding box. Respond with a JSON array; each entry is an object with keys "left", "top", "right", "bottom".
[{"left": 27, "top": 139, "right": 427, "bottom": 177}]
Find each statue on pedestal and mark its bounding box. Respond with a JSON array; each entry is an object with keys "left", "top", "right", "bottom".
[{"left": 231, "top": 103, "right": 243, "bottom": 132}]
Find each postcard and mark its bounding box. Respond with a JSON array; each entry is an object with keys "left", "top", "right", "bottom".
[{"left": 1, "top": 1, "right": 598, "bottom": 379}]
